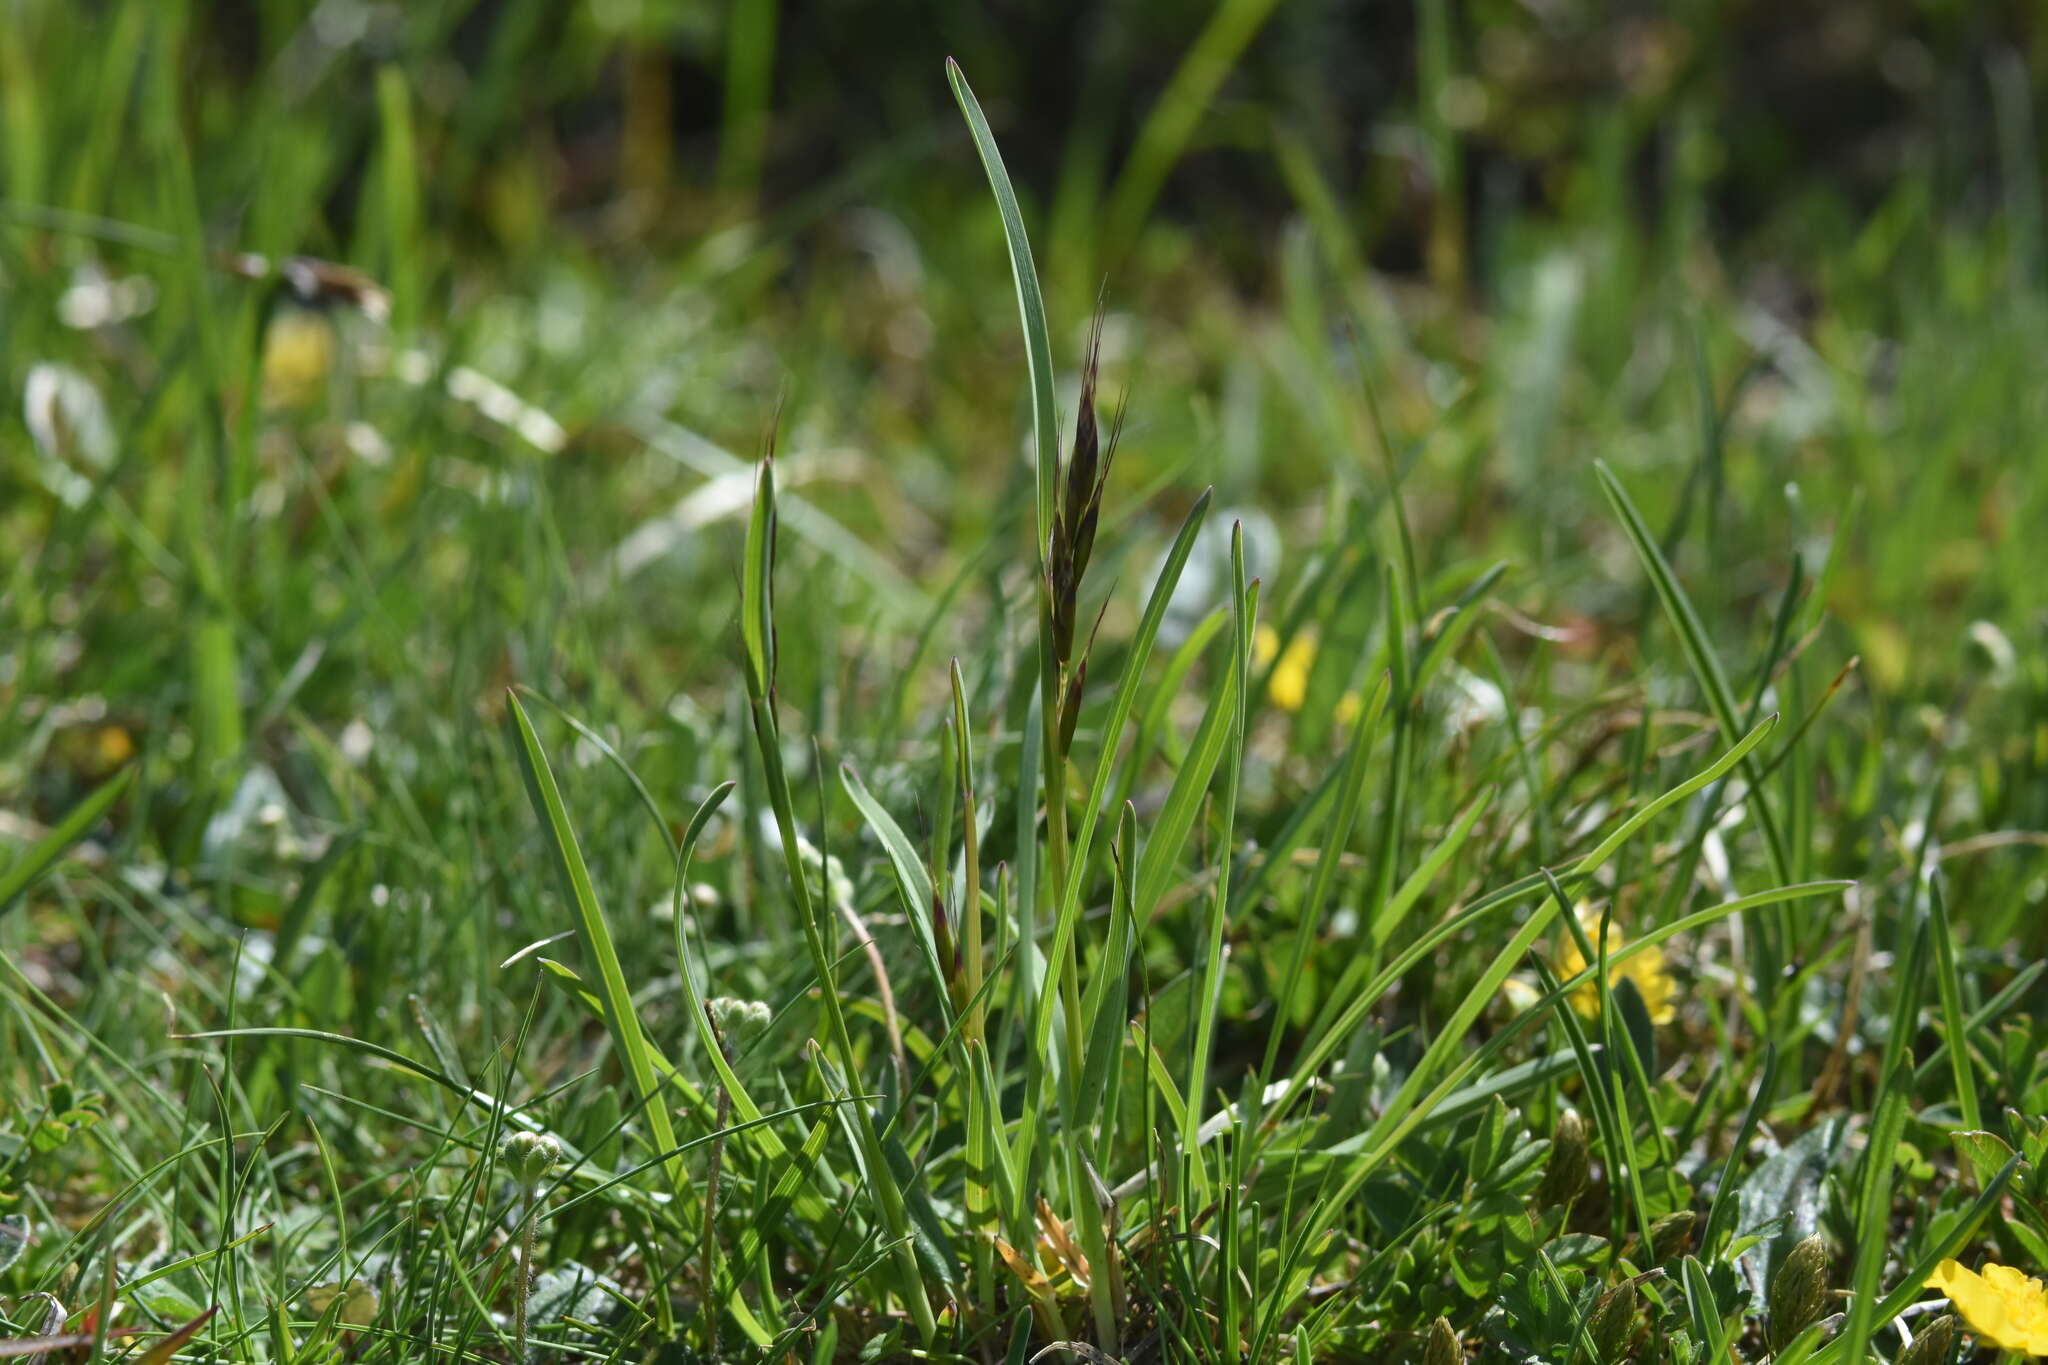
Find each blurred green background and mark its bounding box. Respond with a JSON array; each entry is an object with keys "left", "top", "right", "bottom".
[{"left": 5, "top": 0, "right": 2046, "bottom": 965}]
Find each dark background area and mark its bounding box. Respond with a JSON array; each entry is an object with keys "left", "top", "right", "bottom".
[{"left": 182, "top": 0, "right": 2048, "bottom": 302}]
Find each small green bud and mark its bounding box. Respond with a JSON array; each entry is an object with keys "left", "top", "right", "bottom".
[
  {"left": 1422, "top": 1315, "right": 1460, "bottom": 1365},
  {"left": 500, "top": 1131, "right": 561, "bottom": 1187},
  {"left": 708, "top": 997, "right": 772, "bottom": 1048},
  {"left": 1899, "top": 1313, "right": 1954, "bottom": 1365},
  {"left": 1649, "top": 1209, "right": 1697, "bottom": 1261},
  {"left": 1587, "top": 1281, "right": 1638, "bottom": 1363},
  {"left": 1768, "top": 1234, "right": 1830, "bottom": 1350},
  {"left": 1536, "top": 1110, "right": 1591, "bottom": 1208}
]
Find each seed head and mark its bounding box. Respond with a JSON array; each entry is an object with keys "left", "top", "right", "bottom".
[
  {"left": 1899, "top": 1314, "right": 1955, "bottom": 1365},
  {"left": 1769, "top": 1234, "right": 1830, "bottom": 1350},
  {"left": 708, "top": 997, "right": 772, "bottom": 1048},
  {"left": 1422, "top": 1316, "right": 1460, "bottom": 1365},
  {"left": 1536, "top": 1109, "right": 1590, "bottom": 1208},
  {"left": 1650, "top": 1209, "right": 1697, "bottom": 1261},
  {"left": 501, "top": 1131, "right": 561, "bottom": 1187},
  {"left": 1587, "top": 1280, "right": 1637, "bottom": 1362}
]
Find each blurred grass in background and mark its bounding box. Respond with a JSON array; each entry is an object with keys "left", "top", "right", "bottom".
[{"left": 8, "top": 0, "right": 2043, "bottom": 824}]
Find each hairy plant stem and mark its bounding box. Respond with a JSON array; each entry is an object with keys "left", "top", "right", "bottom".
[
  {"left": 514, "top": 1187, "right": 538, "bottom": 1362},
  {"left": 700, "top": 1007, "right": 734, "bottom": 1359}
]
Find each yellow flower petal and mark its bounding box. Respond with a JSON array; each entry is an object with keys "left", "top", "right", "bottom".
[
  {"left": 1557, "top": 908, "right": 1676, "bottom": 1025},
  {"left": 262, "top": 310, "right": 336, "bottom": 409},
  {"left": 1265, "top": 631, "right": 1318, "bottom": 713},
  {"left": 1335, "top": 690, "right": 1363, "bottom": 728},
  {"left": 1929, "top": 1260, "right": 2048, "bottom": 1355}
]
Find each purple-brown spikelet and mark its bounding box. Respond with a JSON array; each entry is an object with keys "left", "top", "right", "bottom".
[
  {"left": 1062, "top": 307, "right": 1106, "bottom": 545},
  {"left": 1048, "top": 306, "right": 1122, "bottom": 672},
  {"left": 1070, "top": 393, "right": 1122, "bottom": 586},
  {"left": 1058, "top": 658, "right": 1087, "bottom": 756}
]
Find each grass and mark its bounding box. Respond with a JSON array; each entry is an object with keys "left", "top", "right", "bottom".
[{"left": 5, "top": 4, "right": 2048, "bottom": 1364}]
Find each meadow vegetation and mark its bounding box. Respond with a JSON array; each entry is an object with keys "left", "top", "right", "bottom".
[{"left": 3, "top": 4, "right": 2047, "bottom": 1363}]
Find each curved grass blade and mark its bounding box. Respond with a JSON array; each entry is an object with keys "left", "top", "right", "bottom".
[
  {"left": 1592, "top": 461, "right": 1795, "bottom": 908},
  {"left": 946, "top": 58, "right": 1057, "bottom": 559}
]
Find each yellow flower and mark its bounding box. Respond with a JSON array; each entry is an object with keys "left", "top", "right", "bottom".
[
  {"left": 1928, "top": 1260, "right": 2048, "bottom": 1355},
  {"left": 1253, "top": 624, "right": 1318, "bottom": 713},
  {"left": 262, "top": 308, "right": 335, "bottom": 408},
  {"left": 1334, "top": 689, "right": 1363, "bottom": 727},
  {"left": 1557, "top": 908, "right": 1675, "bottom": 1025}
]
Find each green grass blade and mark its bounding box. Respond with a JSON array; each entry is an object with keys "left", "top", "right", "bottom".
[
  {"left": 1101, "top": 0, "right": 1290, "bottom": 259},
  {"left": 1057, "top": 487, "right": 1213, "bottom": 925},
  {"left": 946, "top": 58, "right": 1057, "bottom": 558},
  {"left": 1259, "top": 670, "right": 1390, "bottom": 1079},
  {"left": 841, "top": 762, "right": 952, "bottom": 1025},
  {"left": 0, "top": 765, "right": 133, "bottom": 915},
  {"left": 1837, "top": 1059, "right": 1914, "bottom": 1365},
  {"left": 1813, "top": 1151, "right": 2022, "bottom": 1365},
  {"left": 1700, "top": 1043, "right": 1778, "bottom": 1259},
  {"left": 504, "top": 692, "right": 687, "bottom": 1198},
  {"left": 1593, "top": 461, "right": 1796, "bottom": 893},
  {"left": 742, "top": 457, "right": 776, "bottom": 696},
  {"left": 1925, "top": 875, "right": 1982, "bottom": 1129}
]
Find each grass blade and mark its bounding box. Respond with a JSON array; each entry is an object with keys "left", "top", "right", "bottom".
[
  {"left": 504, "top": 692, "right": 687, "bottom": 1197},
  {"left": 946, "top": 58, "right": 1057, "bottom": 558},
  {"left": 0, "top": 764, "right": 132, "bottom": 915}
]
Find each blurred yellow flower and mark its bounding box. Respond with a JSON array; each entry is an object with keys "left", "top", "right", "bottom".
[
  {"left": 262, "top": 309, "right": 335, "bottom": 408},
  {"left": 1558, "top": 908, "right": 1675, "bottom": 1025},
  {"left": 1334, "top": 689, "right": 1363, "bottom": 727},
  {"left": 1253, "top": 623, "right": 1317, "bottom": 713},
  {"left": 1928, "top": 1260, "right": 2048, "bottom": 1354}
]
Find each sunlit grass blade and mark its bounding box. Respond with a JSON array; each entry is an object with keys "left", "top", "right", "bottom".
[
  {"left": 1593, "top": 460, "right": 1796, "bottom": 913},
  {"left": 1925, "top": 875, "right": 1982, "bottom": 1129},
  {"left": 946, "top": 58, "right": 1057, "bottom": 556},
  {"left": 738, "top": 456, "right": 936, "bottom": 1342},
  {"left": 841, "top": 763, "right": 952, "bottom": 1026},
  {"left": 504, "top": 692, "right": 687, "bottom": 1198}
]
